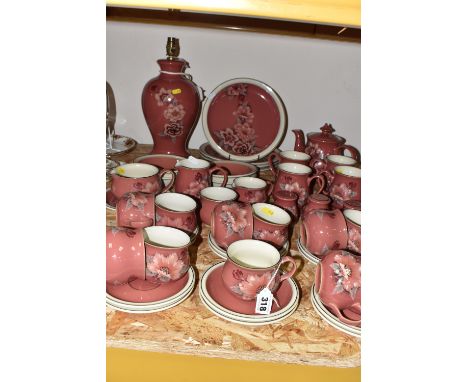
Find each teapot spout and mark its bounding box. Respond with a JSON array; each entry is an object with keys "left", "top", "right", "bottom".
[{"left": 292, "top": 129, "right": 306, "bottom": 152}]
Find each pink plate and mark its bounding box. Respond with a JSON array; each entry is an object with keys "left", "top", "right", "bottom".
[
  {"left": 202, "top": 78, "right": 286, "bottom": 162},
  {"left": 106, "top": 188, "right": 118, "bottom": 209},
  {"left": 205, "top": 264, "right": 293, "bottom": 315},
  {"left": 106, "top": 272, "right": 189, "bottom": 303}
]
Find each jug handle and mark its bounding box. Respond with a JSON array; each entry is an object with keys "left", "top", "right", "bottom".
[{"left": 268, "top": 152, "right": 280, "bottom": 179}]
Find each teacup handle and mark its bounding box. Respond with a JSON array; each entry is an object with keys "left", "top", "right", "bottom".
[
  {"left": 337, "top": 144, "right": 360, "bottom": 162},
  {"left": 129, "top": 217, "right": 153, "bottom": 228},
  {"left": 326, "top": 302, "right": 361, "bottom": 326},
  {"left": 209, "top": 166, "right": 228, "bottom": 187},
  {"left": 278, "top": 255, "right": 297, "bottom": 283},
  {"left": 268, "top": 152, "right": 280, "bottom": 177},
  {"left": 310, "top": 159, "right": 327, "bottom": 174},
  {"left": 265, "top": 180, "right": 274, "bottom": 197},
  {"left": 307, "top": 174, "right": 326, "bottom": 194},
  {"left": 159, "top": 169, "right": 176, "bottom": 193}
]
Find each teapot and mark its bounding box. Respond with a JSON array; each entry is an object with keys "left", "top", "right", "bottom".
[{"left": 292, "top": 123, "right": 360, "bottom": 162}]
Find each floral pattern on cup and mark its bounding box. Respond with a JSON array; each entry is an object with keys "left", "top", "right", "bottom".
[
  {"left": 183, "top": 171, "right": 209, "bottom": 197},
  {"left": 133, "top": 180, "right": 159, "bottom": 193},
  {"left": 253, "top": 228, "right": 288, "bottom": 247},
  {"left": 146, "top": 251, "right": 190, "bottom": 284},
  {"left": 110, "top": 226, "right": 137, "bottom": 238},
  {"left": 220, "top": 202, "right": 249, "bottom": 236},
  {"left": 347, "top": 227, "right": 361, "bottom": 253},
  {"left": 124, "top": 192, "right": 148, "bottom": 211},
  {"left": 214, "top": 84, "right": 260, "bottom": 156},
  {"left": 230, "top": 269, "right": 277, "bottom": 301},
  {"left": 279, "top": 176, "right": 307, "bottom": 207},
  {"left": 330, "top": 252, "right": 361, "bottom": 300},
  {"left": 330, "top": 182, "right": 358, "bottom": 206},
  {"left": 241, "top": 190, "right": 265, "bottom": 203},
  {"left": 155, "top": 87, "right": 186, "bottom": 143},
  {"left": 155, "top": 212, "right": 197, "bottom": 233}
]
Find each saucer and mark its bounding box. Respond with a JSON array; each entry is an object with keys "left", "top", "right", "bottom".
[
  {"left": 106, "top": 188, "right": 117, "bottom": 210},
  {"left": 310, "top": 282, "right": 361, "bottom": 337},
  {"left": 208, "top": 232, "right": 290, "bottom": 259},
  {"left": 106, "top": 134, "right": 137, "bottom": 157},
  {"left": 296, "top": 238, "right": 321, "bottom": 265},
  {"left": 198, "top": 263, "right": 299, "bottom": 325},
  {"left": 107, "top": 267, "right": 194, "bottom": 303}
]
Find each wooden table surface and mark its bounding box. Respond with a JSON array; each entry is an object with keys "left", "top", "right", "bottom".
[{"left": 106, "top": 145, "right": 361, "bottom": 367}]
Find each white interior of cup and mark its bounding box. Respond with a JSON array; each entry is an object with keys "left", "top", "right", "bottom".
[
  {"left": 114, "top": 163, "right": 159, "bottom": 178},
  {"left": 335, "top": 166, "right": 361, "bottom": 178},
  {"left": 200, "top": 187, "right": 237, "bottom": 201},
  {"left": 155, "top": 193, "right": 197, "bottom": 211},
  {"left": 227, "top": 239, "right": 280, "bottom": 268},
  {"left": 281, "top": 150, "right": 311, "bottom": 161},
  {"left": 252, "top": 203, "right": 291, "bottom": 225},
  {"left": 343, "top": 209, "right": 361, "bottom": 226},
  {"left": 278, "top": 162, "right": 311, "bottom": 175},
  {"left": 144, "top": 226, "right": 190, "bottom": 247},
  {"left": 233, "top": 177, "right": 266, "bottom": 189},
  {"left": 177, "top": 157, "right": 210, "bottom": 169},
  {"left": 327, "top": 155, "right": 357, "bottom": 165}
]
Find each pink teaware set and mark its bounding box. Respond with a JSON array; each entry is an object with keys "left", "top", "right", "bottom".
[{"left": 106, "top": 37, "right": 361, "bottom": 333}]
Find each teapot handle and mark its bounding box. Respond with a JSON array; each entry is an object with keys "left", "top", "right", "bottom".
[{"left": 338, "top": 144, "right": 360, "bottom": 162}]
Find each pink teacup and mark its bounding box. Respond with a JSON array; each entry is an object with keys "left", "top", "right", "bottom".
[
  {"left": 154, "top": 193, "right": 198, "bottom": 235},
  {"left": 116, "top": 192, "right": 155, "bottom": 228},
  {"left": 232, "top": 177, "right": 273, "bottom": 204},
  {"left": 222, "top": 239, "right": 297, "bottom": 301},
  {"left": 199, "top": 187, "right": 238, "bottom": 226},
  {"left": 315, "top": 250, "right": 361, "bottom": 327},
  {"left": 111, "top": 163, "right": 175, "bottom": 198},
  {"left": 175, "top": 157, "right": 228, "bottom": 198},
  {"left": 300, "top": 209, "right": 348, "bottom": 256},
  {"left": 329, "top": 166, "right": 361, "bottom": 209},
  {"left": 106, "top": 227, "right": 145, "bottom": 285},
  {"left": 144, "top": 226, "right": 191, "bottom": 284},
  {"left": 252, "top": 202, "right": 292, "bottom": 249},
  {"left": 211, "top": 201, "right": 253, "bottom": 250},
  {"left": 343, "top": 209, "right": 361, "bottom": 254},
  {"left": 271, "top": 162, "right": 326, "bottom": 207},
  {"left": 268, "top": 150, "right": 311, "bottom": 167}
]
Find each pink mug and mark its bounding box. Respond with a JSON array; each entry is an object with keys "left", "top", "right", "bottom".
[
  {"left": 329, "top": 166, "right": 361, "bottom": 209},
  {"left": 315, "top": 250, "right": 361, "bottom": 327},
  {"left": 175, "top": 158, "right": 228, "bottom": 198},
  {"left": 111, "top": 163, "right": 175, "bottom": 198},
  {"left": 271, "top": 162, "right": 326, "bottom": 207},
  {"left": 343, "top": 209, "right": 361, "bottom": 254},
  {"left": 310, "top": 154, "right": 359, "bottom": 191},
  {"left": 222, "top": 239, "right": 297, "bottom": 301},
  {"left": 300, "top": 209, "right": 348, "bottom": 256},
  {"left": 106, "top": 227, "right": 145, "bottom": 285},
  {"left": 232, "top": 177, "right": 273, "bottom": 204},
  {"left": 144, "top": 226, "right": 191, "bottom": 285},
  {"left": 268, "top": 150, "right": 311, "bottom": 168},
  {"left": 199, "top": 187, "right": 238, "bottom": 226},
  {"left": 252, "top": 202, "right": 292, "bottom": 249},
  {"left": 154, "top": 192, "right": 198, "bottom": 235},
  {"left": 116, "top": 192, "right": 155, "bottom": 228},
  {"left": 211, "top": 201, "right": 254, "bottom": 250}
]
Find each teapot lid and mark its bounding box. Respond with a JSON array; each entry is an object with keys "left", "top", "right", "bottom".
[{"left": 307, "top": 123, "right": 345, "bottom": 144}]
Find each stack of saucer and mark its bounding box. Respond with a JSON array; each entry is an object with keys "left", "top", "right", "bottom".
[
  {"left": 106, "top": 267, "right": 195, "bottom": 313},
  {"left": 199, "top": 263, "right": 299, "bottom": 326},
  {"left": 296, "top": 238, "right": 321, "bottom": 265},
  {"left": 208, "top": 232, "right": 290, "bottom": 259},
  {"left": 310, "top": 283, "right": 361, "bottom": 338}
]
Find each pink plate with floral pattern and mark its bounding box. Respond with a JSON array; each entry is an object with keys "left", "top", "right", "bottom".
[{"left": 202, "top": 78, "right": 286, "bottom": 162}]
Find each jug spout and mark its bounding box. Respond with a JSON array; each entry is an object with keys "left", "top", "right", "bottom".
[{"left": 292, "top": 129, "right": 306, "bottom": 152}]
